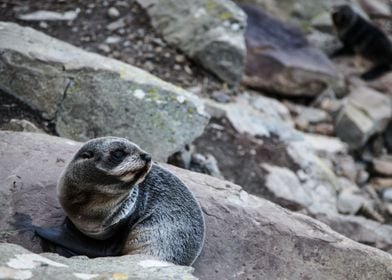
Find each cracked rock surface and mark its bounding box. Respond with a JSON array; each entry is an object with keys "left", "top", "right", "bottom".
[
  {"left": 1, "top": 131, "right": 392, "bottom": 280},
  {"left": 0, "top": 243, "right": 196, "bottom": 280},
  {"left": 0, "top": 21, "right": 209, "bottom": 161}
]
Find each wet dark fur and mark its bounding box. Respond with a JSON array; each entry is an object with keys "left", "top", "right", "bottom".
[{"left": 332, "top": 5, "right": 392, "bottom": 80}]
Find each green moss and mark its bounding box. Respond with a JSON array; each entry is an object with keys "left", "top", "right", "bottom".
[
  {"left": 66, "top": 78, "right": 81, "bottom": 95},
  {"left": 187, "top": 107, "right": 195, "bottom": 114},
  {"left": 205, "top": 0, "right": 216, "bottom": 11},
  {"left": 219, "top": 11, "right": 233, "bottom": 21},
  {"left": 148, "top": 87, "right": 158, "bottom": 95}
]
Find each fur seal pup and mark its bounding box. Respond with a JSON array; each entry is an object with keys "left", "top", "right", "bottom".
[
  {"left": 35, "top": 137, "right": 205, "bottom": 266},
  {"left": 331, "top": 5, "right": 392, "bottom": 80}
]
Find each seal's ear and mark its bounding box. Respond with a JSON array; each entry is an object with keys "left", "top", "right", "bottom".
[{"left": 79, "top": 150, "right": 94, "bottom": 160}]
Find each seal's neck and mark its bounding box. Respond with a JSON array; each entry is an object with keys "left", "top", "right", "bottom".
[
  {"left": 104, "top": 185, "right": 139, "bottom": 227},
  {"left": 80, "top": 185, "right": 139, "bottom": 240}
]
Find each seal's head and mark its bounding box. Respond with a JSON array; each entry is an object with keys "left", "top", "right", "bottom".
[
  {"left": 332, "top": 5, "right": 357, "bottom": 31},
  {"left": 57, "top": 137, "right": 152, "bottom": 238},
  {"left": 61, "top": 137, "right": 152, "bottom": 196}
]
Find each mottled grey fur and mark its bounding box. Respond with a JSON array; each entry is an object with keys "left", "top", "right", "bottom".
[{"left": 57, "top": 137, "right": 205, "bottom": 265}]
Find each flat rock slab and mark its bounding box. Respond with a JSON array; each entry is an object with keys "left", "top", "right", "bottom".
[
  {"left": 1, "top": 131, "right": 392, "bottom": 279},
  {"left": 335, "top": 86, "right": 391, "bottom": 149},
  {"left": 0, "top": 21, "right": 209, "bottom": 161},
  {"left": 241, "top": 5, "right": 336, "bottom": 96},
  {"left": 0, "top": 243, "right": 196, "bottom": 280},
  {"left": 138, "top": 0, "right": 246, "bottom": 84}
]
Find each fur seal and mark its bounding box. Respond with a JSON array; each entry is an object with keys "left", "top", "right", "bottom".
[
  {"left": 35, "top": 137, "right": 205, "bottom": 266},
  {"left": 331, "top": 5, "right": 392, "bottom": 80}
]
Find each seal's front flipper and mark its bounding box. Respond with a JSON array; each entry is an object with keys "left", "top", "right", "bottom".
[
  {"left": 35, "top": 218, "right": 125, "bottom": 258},
  {"left": 35, "top": 218, "right": 89, "bottom": 257},
  {"left": 35, "top": 225, "right": 80, "bottom": 257}
]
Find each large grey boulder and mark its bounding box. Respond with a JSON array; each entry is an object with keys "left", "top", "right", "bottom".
[
  {"left": 0, "top": 243, "right": 196, "bottom": 280},
  {"left": 137, "top": 0, "right": 246, "bottom": 84},
  {"left": 0, "top": 22, "right": 209, "bottom": 161},
  {"left": 241, "top": 5, "right": 337, "bottom": 96},
  {"left": 335, "top": 86, "right": 392, "bottom": 150},
  {"left": 1, "top": 131, "right": 392, "bottom": 279}
]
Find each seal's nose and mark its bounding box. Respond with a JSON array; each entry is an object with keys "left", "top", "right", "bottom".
[{"left": 141, "top": 153, "right": 152, "bottom": 163}]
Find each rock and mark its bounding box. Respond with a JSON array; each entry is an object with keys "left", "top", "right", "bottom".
[
  {"left": 334, "top": 155, "right": 358, "bottom": 182},
  {"left": 137, "top": 0, "right": 246, "bottom": 85},
  {"left": 358, "top": 0, "right": 391, "bottom": 18},
  {"left": 0, "top": 22, "right": 209, "bottom": 161},
  {"left": 368, "top": 72, "right": 392, "bottom": 96},
  {"left": 2, "top": 119, "right": 44, "bottom": 133},
  {"left": 203, "top": 95, "right": 299, "bottom": 141},
  {"left": 383, "top": 189, "right": 392, "bottom": 202},
  {"left": 274, "top": 0, "right": 367, "bottom": 26},
  {"left": 241, "top": 5, "right": 337, "bottom": 97},
  {"left": 372, "top": 178, "right": 392, "bottom": 190},
  {"left": 302, "top": 134, "right": 348, "bottom": 155},
  {"left": 105, "top": 35, "right": 122, "bottom": 44},
  {"left": 295, "top": 106, "right": 329, "bottom": 125},
  {"left": 107, "top": 7, "right": 120, "bottom": 18},
  {"left": 1, "top": 131, "right": 392, "bottom": 279},
  {"left": 262, "top": 164, "right": 313, "bottom": 211},
  {"left": 97, "top": 43, "right": 111, "bottom": 53},
  {"left": 373, "top": 156, "right": 392, "bottom": 176},
  {"left": 211, "top": 91, "right": 231, "bottom": 103},
  {"left": 319, "top": 214, "right": 392, "bottom": 254},
  {"left": 106, "top": 17, "right": 127, "bottom": 31},
  {"left": 190, "top": 153, "right": 224, "bottom": 179},
  {"left": 386, "top": 121, "right": 392, "bottom": 153},
  {"left": 313, "top": 123, "right": 335, "bottom": 135},
  {"left": 310, "top": 12, "right": 334, "bottom": 33},
  {"left": 168, "top": 146, "right": 224, "bottom": 179},
  {"left": 263, "top": 159, "right": 338, "bottom": 215},
  {"left": 17, "top": 9, "right": 80, "bottom": 21},
  {"left": 306, "top": 30, "right": 342, "bottom": 55},
  {"left": 335, "top": 86, "right": 392, "bottom": 149},
  {"left": 337, "top": 187, "right": 367, "bottom": 215},
  {"left": 0, "top": 243, "right": 196, "bottom": 280},
  {"left": 204, "top": 95, "right": 341, "bottom": 216}
]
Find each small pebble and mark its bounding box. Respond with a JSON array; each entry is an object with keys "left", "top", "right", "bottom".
[
  {"left": 39, "top": 21, "right": 48, "bottom": 29},
  {"left": 184, "top": 65, "right": 193, "bottom": 75},
  {"left": 108, "top": 7, "right": 120, "bottom": 18},
  {"left": 98, "top": 44, "right": 111, "bottom": 53},
  {"left": 175, "top": 55, "right": 186, "bottom": 63},
  {"left": 105, "top": 36, "right": 122, "bottom": 44},
  {"left": 383, "top": 189, "right": 392, "bottom": 202}
]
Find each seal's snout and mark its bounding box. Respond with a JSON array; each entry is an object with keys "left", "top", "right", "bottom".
[{"left": 141, "top": 153, "right": 152, "bottom": 163}]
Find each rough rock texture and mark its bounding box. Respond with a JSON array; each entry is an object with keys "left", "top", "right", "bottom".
[
  {"left": 2, "top": 131, "right": 392, "bottom": 279},
  {"left": 137, "top": 0, "right": 246, "bottom": 84},
  {"left": 319, "top": 215, "right": 392, "bottom": 254},
  {"left": 204, "top": 95, "right": 340, "bottom": 216},
  {"left": 0, "top": 21, "right": 209, "bottom": 161},
  {"left": 0, "top": 243, "right": 196, "bottom": 280},
  {"left": 241, "top": 5, "right": 337, "bottom": 96},
  {"left": 275, "top": 0, "right": 365, "bottom": 25},
  {"left": 335, "top": 86, "right": 391, "bottom": 150}
]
